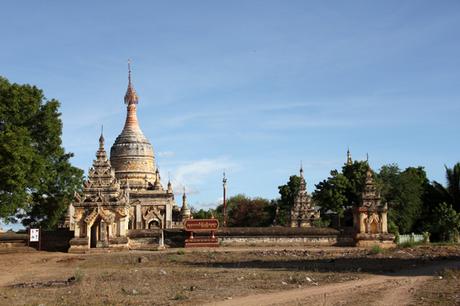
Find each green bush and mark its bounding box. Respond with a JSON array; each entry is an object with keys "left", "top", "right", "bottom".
[
  {"left": 370, "top": 245, "right": 383, "bottom": 254},
  {"left": 172, "top": 293, "right": 188, "bottom": 300},
  {"left": 312, "top": 219, "right": 331, "bottom": 228},
  {"left": 399, "top": 241, "right": 417, "bottom": 248},
  {"left": 74, "top": 268, "right": 84, "bottom": 282}
]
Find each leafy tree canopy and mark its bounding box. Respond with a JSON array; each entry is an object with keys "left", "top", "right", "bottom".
[
  {"left": 276, "top": 175, "right": 302, "bottom": 225},
  {"left": 378, "top": 165, "right": 428, "bottom": 234},
  {"left": 0, "top": 76, "right": 83, "bottom": 229},
  {"left": 430, "top": 202, "right": 460, "bottom": 242},
  {"left": 313, "top": 170, "right": 349, "bottom": 218},
  {"left": 341, "top": 161, "right": 369, "bottom": 206},
  {"left": 214, "top": 194, "right": 275, "bottom": 227},
  {"left": 433, "top": 163, "right": 460, "bottom": 213}
]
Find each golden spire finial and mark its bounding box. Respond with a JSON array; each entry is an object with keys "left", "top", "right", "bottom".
[
  {"left": 124, "top": 59, "right": 139, "bottom": 105},
  {"left": 128, "top": 59, "right": 132, "bottom": 85}
]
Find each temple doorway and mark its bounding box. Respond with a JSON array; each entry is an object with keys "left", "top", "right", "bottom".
[
  {"left": 148, "top": 220, "right": 160, "bottom": 229},
  {"left": 370, "top": 220, "right": 378, "bottom": 234},
  {"left": 90, "top": 220, "right": 99, "bottom": 248}
]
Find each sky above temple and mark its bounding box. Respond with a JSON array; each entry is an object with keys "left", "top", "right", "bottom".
[{"left": 1, "top": 1, "right": 460, "bottom": 223}]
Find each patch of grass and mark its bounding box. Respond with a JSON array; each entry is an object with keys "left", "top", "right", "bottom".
[
  {"left": 207, "top": 252, "right": 217, "bottom": 260},
  {"left": 167, "top": 255, "right": 179, "bottom": 262},
  {"left": 74, "top": 268, "right": 84, "bottom": 282},
  {"left": 172, "top": 292, "right": 188, "bottom": 300},
  {"left": 398, "top": 241, "right": 421, "bottom": 248},
  {"left": 369, "top": 245, "right": 383, "bottom": 255},
  {"left": 176, "top": 249, "right": 185, "bottom": 255}
]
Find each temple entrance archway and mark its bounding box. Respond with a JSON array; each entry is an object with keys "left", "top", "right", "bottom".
[
  {"left": 148, "top": 219, "right": 160, "bottom": 229},
  {"left": 370, "top": 220, "right": 378, "bottom": 234},
  {"left": 90, "top": 219, "right": 99, "bottom": 248}
]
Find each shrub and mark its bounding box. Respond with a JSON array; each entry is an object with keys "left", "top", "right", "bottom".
[
  {"left": 370, "top": 245, "right": 383, "bottom": 254},
  {"left": 74, "top": 268, "right": 84, "bottom": 282},
  {"left": 172, "top": 293, "right": 188, "bottom": 300},
  {"left": 312, "top": 219, "right": 331, "bottom": 228},
  {"left": 399, "top": 240, "right": 420, "bottom": 248}
]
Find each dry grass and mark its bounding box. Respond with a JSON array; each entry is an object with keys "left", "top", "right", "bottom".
[
  {"left": 413, "top": 268, "right": 460, "bottom": 305},
  {"left": 0, "top": 245, "right": 459, "bottom": 305}
]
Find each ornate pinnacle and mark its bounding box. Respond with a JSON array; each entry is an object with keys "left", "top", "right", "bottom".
[
  {"left": 99, "top": 125, "right": 104, "bottom": 149},
  {"left": 182, "top": 187, "right": 187, "bottom": 202},
  {"left": 347, "top": 148, "right": 353, "bottom": 165},
  {"left": 124, "top": 59, "right": 139, "bottom": 105}
]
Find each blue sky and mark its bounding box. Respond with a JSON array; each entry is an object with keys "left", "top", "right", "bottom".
[{"left": 1, "top": 1, "right": 459, "bottom": 228}]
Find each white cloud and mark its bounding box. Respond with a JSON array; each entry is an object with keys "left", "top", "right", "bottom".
[
  {"left": 158, "top": 151, "right": 176, "bottom": 158},
  {"left": 170, "top": 157, "right": 237, "bottom": 194}
]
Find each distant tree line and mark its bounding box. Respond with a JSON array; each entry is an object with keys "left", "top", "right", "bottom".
[{"left": 192, "top": 161, "right": 460, "bottom": 242}]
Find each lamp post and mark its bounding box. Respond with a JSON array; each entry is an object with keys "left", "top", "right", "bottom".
[{"left": 223, "top": 172, "right": 227, "bottom": 227}]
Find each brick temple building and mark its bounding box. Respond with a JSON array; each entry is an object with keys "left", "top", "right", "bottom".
[{"left": 68, "top": 65, "right": 189, "bottom": 252}]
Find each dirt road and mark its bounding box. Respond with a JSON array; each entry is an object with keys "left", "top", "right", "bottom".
[{"left": 206, "top": 261, "right": 460, "bottom": 306}]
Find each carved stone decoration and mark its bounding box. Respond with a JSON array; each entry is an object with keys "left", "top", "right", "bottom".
[
  {"left": 116, "top": 207, "right": 129, "bottom": 218},
  {"left": 74, "top": 192, "right": 82, "bottom": 203},
  {"left": 84, "top": 208, "right": 99, "bottom": 226},
  {"left": 73, "top": 208, "right": 84, "bottom": 222},
  {"left": 142, "top": 206, "right": 162, "bottom": 222},
  {"left": 99, "top": 207, "right": 115, "bottom": 224}
]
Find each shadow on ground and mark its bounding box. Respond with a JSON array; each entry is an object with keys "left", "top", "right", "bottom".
[{"left": 183, "top": 256, "right": 460, "bottom": 277}]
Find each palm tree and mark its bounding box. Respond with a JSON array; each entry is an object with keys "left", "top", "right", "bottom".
[{"left": 433, "top": 163, "right": 460, "bottom": 212}]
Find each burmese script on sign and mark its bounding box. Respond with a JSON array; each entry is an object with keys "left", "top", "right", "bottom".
[{"left": 184, "top": 219, "right": 219, "bottom": 231}]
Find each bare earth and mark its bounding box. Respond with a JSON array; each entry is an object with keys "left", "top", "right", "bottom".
[{"left": 0, "top": 245, "right": 459, "bottom": 306}]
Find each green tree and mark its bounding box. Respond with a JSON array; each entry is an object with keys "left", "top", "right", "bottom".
[
  {"left": 313, "top": 170, "right": 349, "bottom": 221},
  {"left": 312, "top": 161, "right": 367, "bottom": 228},
  {"left": 431, "top": 202, "right": 460, "bottom": 242},
  {"left": 276, "top": 175, "right": 302, "bottom": 225},
  {"left": 342, "top": 161, "right": 369, "bottom": 206},
  {"left": 191, "top": 207, "right": 214, "bottom": 219},
  {"left": 215, "top": 194, "right": 275, "bottom": 227},
  {"left": 377, "top": 165, "right": 427, "bottom": 234},
  {"left": 433, "top": 163, "right": 460, "bottom": 213},
  {"left": 0, "top": 77, "right": 83, "bottom": 229}
]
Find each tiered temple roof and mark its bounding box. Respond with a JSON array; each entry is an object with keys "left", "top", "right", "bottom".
[{"left": 290, "top": 166, "right": 320, "bottom": 227}]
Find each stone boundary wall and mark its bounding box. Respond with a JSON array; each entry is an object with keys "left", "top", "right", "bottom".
[
  {"left": 0, "top": 232, "right": 29, "bottom": 251},
  {"left": 219, "top": 236, "right": 350, "bottom": 246},
  {"left": 1, "top": 227, "right": 356, "bottom": 251},
  {"left": 111, "top": 227, "right": 356, "bottom": 248},
  {"left": 0, "top": 230, "right": 74, "bottom": 252},
  {"left": 217, "top": 227, "right": 354, "bottom": 247},
  {"left": 218, "top": 227, "right": 340, "bottom": 236}
]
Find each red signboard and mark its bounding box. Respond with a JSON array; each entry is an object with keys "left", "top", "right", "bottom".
[
  {"left": 184, "top": 219, "right": 219, "bottom": 248},
  {"left": 184, "top": 219, "right": 219, "bottom": 232}
]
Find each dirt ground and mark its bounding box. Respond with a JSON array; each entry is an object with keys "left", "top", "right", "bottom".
[{"left": 0, "top": 245, "right": 459, "bottom": 306}]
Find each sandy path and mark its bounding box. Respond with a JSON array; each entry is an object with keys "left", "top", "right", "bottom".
[{"left": 206, "top": 261, "right": 460, "bottom": 306}]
